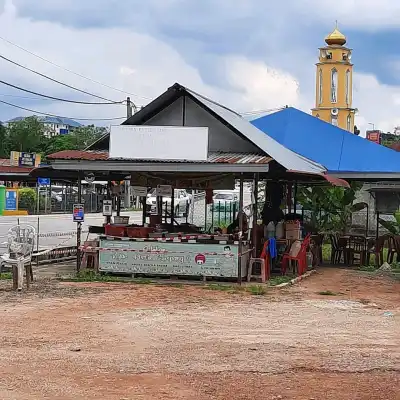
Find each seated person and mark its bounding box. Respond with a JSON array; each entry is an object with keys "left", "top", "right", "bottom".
[{"left": 227, "top": 212, "right": 248, "bottom": 235}]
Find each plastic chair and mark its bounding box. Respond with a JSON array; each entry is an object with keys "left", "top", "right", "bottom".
[
  {"left": 247, "top": 240, "right": 270, "bottom": 283},
  {"left": 80, "top": 239, "right": 99, "bottom": 271},
  {"left": 281, "top": 234, "right": 311, "bottom": 276},
  {"left": 1, "top": 225, "right": 36, "bottom": 291}
]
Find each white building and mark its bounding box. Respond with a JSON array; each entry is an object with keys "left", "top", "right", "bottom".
[{"left": 6, "top": 116, "right": 81, "bottom": 137}]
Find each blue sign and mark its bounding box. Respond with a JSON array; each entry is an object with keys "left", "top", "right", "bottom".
[
  {"left": 19, "top": 152, "right": 36, "bottom": 167},
  {"left": 73, "top": 203, "right": 84, "bottom": 222},
  {"left": 38, "top": 178, "right": 50, "bottom": 186},
  {"left": 5, "top": 190, "right": 17, "bottom": 211}
]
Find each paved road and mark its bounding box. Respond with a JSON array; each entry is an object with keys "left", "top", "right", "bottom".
[{"left": 0, "top": 211, "right": 143, "bottom": 251}]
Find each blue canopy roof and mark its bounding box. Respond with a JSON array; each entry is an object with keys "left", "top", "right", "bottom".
[{"left": 251, "top": 107, "right": 400, "bottom": 176}]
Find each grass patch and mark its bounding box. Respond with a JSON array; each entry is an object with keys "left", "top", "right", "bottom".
[
  {"left": 203, "top": 284, "right": 236, "bottom": 292},
  {"left": 268, "top": 275, "right": 294, "bottom": 286},
  {"left": 168, "top": 283, "right": 184, "bottom": 288},
  {"left": 63, "top": 269, "right": 154, "bottom": 284},
  {"left": 203, "top": 283, "right": 268, "bottom": 296},
  {"left": 358, "top": 265, "right": 378, "bottom": 272},
  {"left": 0, "top": 272, "right": 12, "bottom": 280},
  {"left": 317, "top": 290, "right": 338, "bottom": 296},
  {"left": 246, "top": 285, "right": 267, "bottom": 296}
]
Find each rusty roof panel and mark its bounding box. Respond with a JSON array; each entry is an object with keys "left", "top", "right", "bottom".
[
  {"left": 48, "top": 150, "right": 272, "bottom": 165},
  {"left": 47, "top": 150, "right": 109, "bottom": 160}
]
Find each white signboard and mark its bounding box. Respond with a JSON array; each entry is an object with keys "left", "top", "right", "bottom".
[
  {"left": 156, "top": 185, "right": 172, "bottom": 197},
  {"left": 131, "top": 186, "right": 148, "bottom": 197},
  {"left": 98, "top": 239, "right": 245, "bottom": 277},
  {"left": 109, "top": 125, "right": 208, "bottom": 161}
]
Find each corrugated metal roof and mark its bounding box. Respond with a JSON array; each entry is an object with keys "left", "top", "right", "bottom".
[
  {"left": 186, "top": 88, "right": 326, "bottom": 175},
  {"left": 47, "top": 150, "right": 272, "bottom": 164},
  {"left": 47, "top": 150, "right": 109, "bottom": 160},
  {"left": 0, "top": 159, "right": 33, "bottom": 174}
]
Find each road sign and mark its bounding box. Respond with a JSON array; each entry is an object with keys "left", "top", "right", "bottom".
[
  {"left": 132, "top": 186, "right": 147, "bottom": 197},
  {"left": 102, "top": 200, "right": 112, "bottom": 216},
  {"left": 5, "top": 189, "right": 17, "bottom": 211},
  {"left": 156, "top": 185, "right": 172, "bottom": 197},
  {"left": 38, "top": 178, "right": 50, "bottom": 186},
  {"left": 73, "top": 203, "right": 84, "bottom": 222}
]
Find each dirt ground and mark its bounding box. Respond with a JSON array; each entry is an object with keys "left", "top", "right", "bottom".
[{"left": 0, "top": 268, "right": 399, "bottom": 400}]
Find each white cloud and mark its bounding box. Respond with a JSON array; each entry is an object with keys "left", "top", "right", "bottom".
[
  {"left": 292, "top": 0, "right": 400, "bottom": 30},
  {"left": 0, "top": 0, "right": 400, "bottom": 140},
  {"left": 224, "top": 57, "right": 300, "bottom": 110},
  {"left": 0, "top": 0, "right": 301, "bottom": 124},
  {"left": 353, "top": 72, "right": 400, "bottom": 134}
]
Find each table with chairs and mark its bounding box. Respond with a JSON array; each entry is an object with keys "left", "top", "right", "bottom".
[{"left": 329, "top": 232, "right": 399, "bottom": 267}]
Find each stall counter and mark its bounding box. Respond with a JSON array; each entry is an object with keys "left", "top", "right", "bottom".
[{"left": 98, "top": 236, "right": 248, "bottom": 278}]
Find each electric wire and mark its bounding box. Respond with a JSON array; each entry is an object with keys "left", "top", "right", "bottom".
[
  {"left": 0, "top": 98, "right": 125, "bottom": 121},
  {"left": 240, "top": 106, "right": 286, "bottom": 116},
  {"left": 0, "top": 53, "right": 119, "bottom": 103},
  {"left": 0, "top": 79, "right": 124, "bottom": 105},
  {"left": 0, "top": 35, "right": 153, "bottom": 100}
]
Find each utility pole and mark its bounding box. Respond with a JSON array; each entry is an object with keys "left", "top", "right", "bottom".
[{"left": 126, "top": 96, "right": 132, "bottom": 119}]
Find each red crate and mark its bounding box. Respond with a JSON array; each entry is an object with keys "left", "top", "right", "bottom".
[
  {"left": 126, "top": 226, "right": 155, "bottom": 238},
  {"left": 105, "top": 224, "right": 126, "bottom": 237}
]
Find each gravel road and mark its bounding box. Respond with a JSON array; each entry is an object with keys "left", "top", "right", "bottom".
[{"left": 0, "top": 268, "right": 398, "bottom": 399}]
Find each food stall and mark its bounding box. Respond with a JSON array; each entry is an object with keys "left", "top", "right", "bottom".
[
  {"left": 32, "top": 82, "right": 348, "bottom": 282},
  {"left": 96, "top": 177, "right": 250, "bottom": 279}
]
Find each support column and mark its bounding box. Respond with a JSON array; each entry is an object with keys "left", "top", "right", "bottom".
[{"left": 238, "top": 174, "right": 244, "bottom": 285}]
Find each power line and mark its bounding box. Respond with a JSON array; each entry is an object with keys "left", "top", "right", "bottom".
[
  {"left": 0, "top": 53, "right": 118, "bottom": 102},
  {"left": 0, "top": 35, "right": 153, "bottom": 101},
  {"left": 0, "top": 79, "right": 123, "bottom": 105},
  {"left": 240, "top": 106, "right": 285, "bottom": 116},
  {"left": 0, "top": 93, "right": 145, "bottom": 108},
  {"left": 0, "top": 98, "right": 125, "bottom": 121},
  {"left": 0, "top": 93, "right": 54, "bottom": 101}
]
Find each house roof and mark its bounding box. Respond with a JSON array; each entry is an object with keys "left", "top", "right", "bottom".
[
  {"left": 0, "top": 158, "right": 34, "bottom": 177},
  {"left": 251, "top": 107, "right": 400, "bottom": 178},
  {"left": 6, "top": 116, "right": 81, "bottom": 127},
  {"left": 87, "top": 83, "right": 327, "bottom": 176}
]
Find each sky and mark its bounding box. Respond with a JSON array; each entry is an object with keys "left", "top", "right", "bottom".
[{"left": 0, "top": 0, "right": 400, "bottom": 135}]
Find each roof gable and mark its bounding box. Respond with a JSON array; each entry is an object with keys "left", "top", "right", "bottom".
[
  {"left": 251, "top": 107, "right": 400, "bottom": 173},
  {"left": 89, "top": 83, "right": 326, "bottom": 175}
]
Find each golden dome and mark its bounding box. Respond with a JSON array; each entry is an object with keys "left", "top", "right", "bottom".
[{"left": 325, "top": 27, "right": 346, "bottom": 46}]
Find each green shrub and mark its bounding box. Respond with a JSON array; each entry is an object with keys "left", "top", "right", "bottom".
[{"left": 18, "top": 188, "right": 37, "bottom": 214}]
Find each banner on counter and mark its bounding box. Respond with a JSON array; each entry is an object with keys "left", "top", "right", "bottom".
[{"left": 98, "top": 239, "right": 239, "bottom": 277}]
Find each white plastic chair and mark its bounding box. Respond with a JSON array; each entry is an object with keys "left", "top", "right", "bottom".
[{"left": 1, "top": 225, "right": 35, "bottom": 291}]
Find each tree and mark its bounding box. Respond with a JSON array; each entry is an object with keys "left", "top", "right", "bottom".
[
  {"left": 6, "top": 116, "right": 47, "bottom": 153},
  {"left": 0, "top": 123, "right": 8, "bottom": 158},
  {"left": 68, "top": 125, "right": 108, "bottom": 149},
  {"left": 297, "top": 182, "right": 366, "bottom": 233},
  {"left": 43, "top": 125, "right": 107, "bottom": 156}
]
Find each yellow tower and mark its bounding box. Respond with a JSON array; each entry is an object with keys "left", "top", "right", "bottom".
[{"left": 312, "top": 25, "right": 355, "bottom": 132}]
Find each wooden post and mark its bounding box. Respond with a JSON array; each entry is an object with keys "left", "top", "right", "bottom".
[
  {"left": 238, "top": 174, "right": 244, "bottom": 285},
  {"left": 252, "top": 173, "right": 259, "bottom": 257}
]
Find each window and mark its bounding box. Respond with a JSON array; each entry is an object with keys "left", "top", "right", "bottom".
[
  {"left": 318, "top": 69, "right": 323, "bottom": 105},
  {"left": 331, "top": 68, "right": 338, "bottom": 103},
  {"left": 345, "top": 69, "right": 351, "bottom": 104},
  {"left": 316, "top": 114, "right": 320, "bottom": 118},
  {"left": 331, "top": 116, "right": 338, "bottom": 126},
  {"left": 347, "top": 114, "right": 352, "bottom": 131}
]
